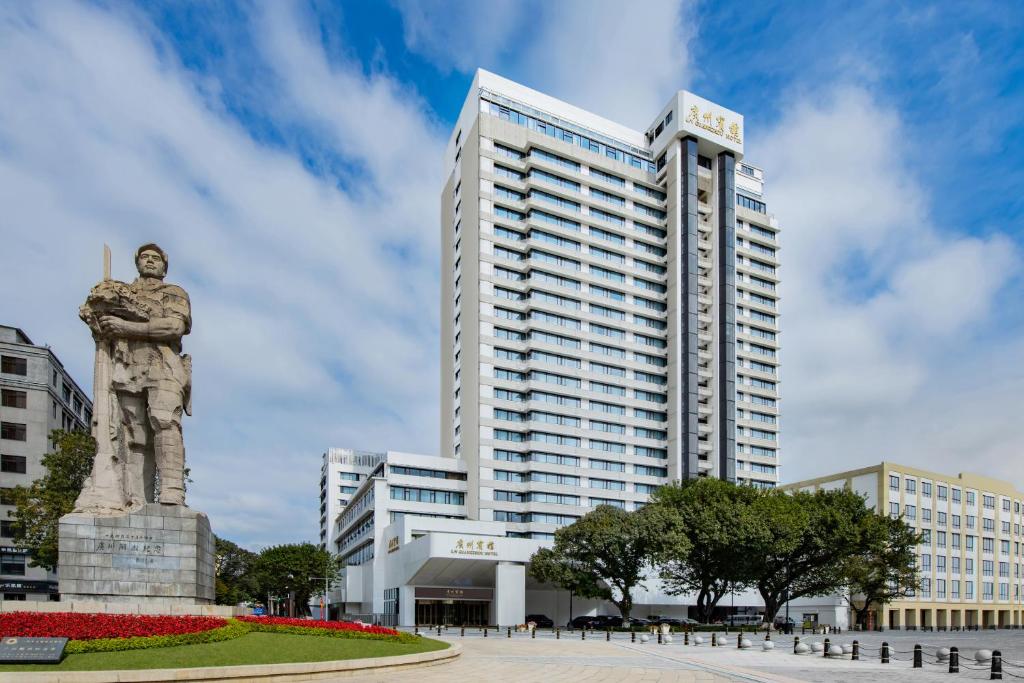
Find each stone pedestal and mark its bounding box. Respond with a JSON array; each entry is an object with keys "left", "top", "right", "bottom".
[{"left": 57, "top": 503, "right": 215, "bottom": 605}]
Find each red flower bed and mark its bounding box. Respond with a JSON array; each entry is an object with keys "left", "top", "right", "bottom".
[
  {"left": 0, "top": 612, "right": 227, "bottom": 641},
  {"left": 237, "top": 615, "right": 400, "bottom": 637}
]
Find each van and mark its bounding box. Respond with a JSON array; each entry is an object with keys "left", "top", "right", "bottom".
[{"left": 724, "top": 614, "right": 763, "bottom": 627}]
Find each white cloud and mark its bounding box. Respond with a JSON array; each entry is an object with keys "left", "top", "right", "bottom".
[
  {"left": 751, "top": 84, "right": 1022, "bottom": 483},
  {"left": 0, "top": 2, "right": 446, "bottom": 548},
  {"left": 393, "top": 0, "right": 694, "bottom": 130},
  {"left": 390, "top": 0, "right": 525, "bottom": 74}
]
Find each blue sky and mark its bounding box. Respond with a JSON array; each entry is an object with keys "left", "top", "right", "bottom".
[{"left": 1, "top": 1, "right": 1022, "bottom": 550}]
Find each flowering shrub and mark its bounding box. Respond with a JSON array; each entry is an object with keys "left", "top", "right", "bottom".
[
  {"left": 238, "top": 616, "right": 417, "bottom": 643},
  {"left": 66, "top": 621, "right": 249, "bottom": 654},
  {"left": 0, "top": 613, "right": 418, "bottom": 653},
  {"left": 0, "top": 612, "right": 227, "bottom": 640}
]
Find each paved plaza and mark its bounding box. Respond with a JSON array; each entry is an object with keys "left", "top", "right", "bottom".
[{"left": 343, "top": 629, "right": 1024, "bottom": 682}]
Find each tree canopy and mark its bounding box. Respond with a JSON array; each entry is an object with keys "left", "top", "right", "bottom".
[
  {"left": 7, "top": 430, "right": 95, "bottom": 571},
  {"left": 649, "top": 478, "right": 762, "bottom": 623},
  {"left": 842, "top": 513, "right": 921, "bottom": 627},
  {"left": 528, "top": 504, "right": 681, "bottom": 621},
  {"left": 214, "top": 536, "right": 259, "bottom": 605},
  {"left": 253, "top": 543, "right": 340, "bottom": 616}
]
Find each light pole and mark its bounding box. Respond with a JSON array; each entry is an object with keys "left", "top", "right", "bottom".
[{"left": 311, "top": 576, "right": 333, "bottom": 620}]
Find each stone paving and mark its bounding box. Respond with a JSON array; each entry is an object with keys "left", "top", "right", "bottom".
[{"left": 343, "top": 628, "right": 1024, "bottom": 683}]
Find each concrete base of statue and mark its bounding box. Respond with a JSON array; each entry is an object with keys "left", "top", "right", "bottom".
[{"left": 57, "top": 503, "right": 215, "bottom": 605}]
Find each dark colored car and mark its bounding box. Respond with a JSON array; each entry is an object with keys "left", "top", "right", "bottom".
[
  {"left": 655, "top": 617, "right": 685, "bottom": 627},
  {"left": 591, "top": 615, "right": 624, "bottom": 628},
  {"left": 627, "top": 617, "right": 652, "bottom": 627},
  {"left": 525, "top": 614, "right": 554, "bottom": 628},
  {"left": 568, "top": 615, "right": 597, "bottom": 629}
]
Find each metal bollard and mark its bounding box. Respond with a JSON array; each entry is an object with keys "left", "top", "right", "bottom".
[
  {"left": 793, "top": 636, "right": 800, "bottom": 654},
  {"left": 606, "top": 628, "right": 611, "bottom": 642},
  {"left": 532, "top": 627, "right": 536, "bottom": 639},
  {"left": 950, "top": 646, "right": 960, "bottom": 673},
  {"left": 658, "top": 631, "right": 663, "bottom": 644},
  {"left": 556, "top": 627, "right": 560, "bottom": 640},
  {"left": 507, "top": 626, "right": 511, "bottom": 638},
  {"left": 765, "top": 631, "right": 771, "bottom": 641},
  {"left": 992, "top": 649, "right": 1003, "bottom": 680},
  {"left": 738, "top": 631, "right": 743, "bottom": 649},
  {"left": 881, "top": 641, "right": 889, "bottom": 664},
  {"left": 914, "top": 644, "right": 922, "bottom": 668},
  {"left": 684, "top": 630, "right": 689, "bottom": 645},
  {"left": 712, "top": 632, "right": 718, "bottom": 647},
  {"left": 582, "top": 628, "right": 586, "bottom": 640},
  {"left": 437, "top": 625, "right": 442, "bottom": 636},
  {"left": 824, "top": 638, "right": 830, "bottom": 658},
  {"left": 631, "top": 630, "right": 636, "bottom": 643},
  {"left": 461, "top": 626, "right": 465, "bottom": 637},
  {"left": 852, "top": 640, "right": 859, "bottom": 660}
]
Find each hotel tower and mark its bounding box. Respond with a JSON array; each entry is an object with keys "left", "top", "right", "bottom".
[{"left": 440, "top": 70, "right": 780, "bottom": 540}]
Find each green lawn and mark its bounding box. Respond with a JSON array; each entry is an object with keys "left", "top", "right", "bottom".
[{"left": 0, "top": 632, "right": 449, "bottom": 672}]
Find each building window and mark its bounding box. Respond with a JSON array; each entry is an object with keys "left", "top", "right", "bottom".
[
  {"left": 0, "top": 553, "right": 25, "bottom": 575},
  {"left": 905, "top": 479, "right": 916, "bottom": 494},
  {"left": 0, "top": 356, "right": 27, "bottom": 376},
  {"left": 0, "top": 423, "right": 27, "bottom": 442},
  {"left": 0, "top": 455, "right": 27, "bottom": 474},
  {"left": 889, "top": 475, "right": 899, "bottom": 491},
  {"left": 1, "top": 390, "right": 27, "bottom": 409}
]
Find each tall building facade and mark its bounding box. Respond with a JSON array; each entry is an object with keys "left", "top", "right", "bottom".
[
  {"left": 440, "top": 71, "right": 780, "bottom": 538},
  {"left": 319, "top": 448, "right": 387, "bottom": 550},
  {"left": 0, "top": 325, "right": 91, "bottom": 601}
]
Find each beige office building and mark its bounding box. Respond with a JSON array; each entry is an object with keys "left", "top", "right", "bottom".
[
  {"left": 786, "top": 463, "right": 1024, "bottom": 630},
  {"left": 440, "top": 70, "right": 781, "bottom": 539}
]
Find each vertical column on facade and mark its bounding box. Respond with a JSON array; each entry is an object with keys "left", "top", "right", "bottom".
[
  {"left": 679, "top": 138, "right": 701, "bottom": 479},
  {"left": 716, "top": 151, "right": 737, "bottom": 482}
]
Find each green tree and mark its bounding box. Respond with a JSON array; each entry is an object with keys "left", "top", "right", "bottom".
[
  {"left": 215, "top": 536, "right": 259, "bottom": 605},
  {"left": 650, "top": 479, "right": 761, "bottom": 623},
  {"left": 528, "top": 504, "right": 680, "bottom": 621},
  {"left": 253, "top": 543, "right": 340, "bottom": 617},
  {"left": 747, "top": 488, "right": 878, "bottom": 624},
  {"left": 843, "top": 514, "right": 921, "bottom": 627},
  {"left": 7, "top": 430, "right": 95, "bottom": 571}
]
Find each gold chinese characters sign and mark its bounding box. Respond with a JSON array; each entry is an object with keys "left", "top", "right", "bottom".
[
  {"left": 451, "top": 538, "right": 498, "bottom": 557},
  {"left": 387, "top": 537, "right": 400, "bottom": 553},
  {"left": 685, "top": 105, "right": 742, "bottom": 145}
]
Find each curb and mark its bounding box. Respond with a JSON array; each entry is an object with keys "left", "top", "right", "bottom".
[{"left": 1, "top": 641, "right": 460, "bottom": 683}]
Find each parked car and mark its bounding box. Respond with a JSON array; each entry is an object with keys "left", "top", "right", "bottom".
[
  {"left": 568, "top": 615, "right": 598, "bottom": 629},
  {"left": 626, "top": 617, "right": 651, "bottom": 627},
  {"left": 654, "top": 617, "right": 685, "bottom": 627},
  {"left": 725, "top": 614, "right": 764, "bottom": 627},
  {"left": 773, "top": 616, "right": 796, "bottom": 627},
  {"left": 590, "top": 615, "right": 623, "bottom": 628},
  {"left": 525, "top": 614, "right": 554, "bottom": 628}
]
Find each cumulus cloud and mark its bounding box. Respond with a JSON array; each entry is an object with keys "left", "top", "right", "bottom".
[
  {"left": 0, "top": 2, "right": 445, "bottom": 547},
  {"left": 751, "top": 85, "right": 1022, "bottom": 482},
  {"left": 393, "top": 0, "right": 694, "bottom": 130}
]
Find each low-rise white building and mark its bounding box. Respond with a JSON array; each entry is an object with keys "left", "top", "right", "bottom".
[{"left": 323, "top": 448, "right": 765, "bottom": 627}]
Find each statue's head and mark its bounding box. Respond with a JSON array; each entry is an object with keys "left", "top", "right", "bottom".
[{"left": 135, "top": 243, "right": 168, "bottom": 279}]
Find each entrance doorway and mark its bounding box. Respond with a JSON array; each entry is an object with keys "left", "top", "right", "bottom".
[{"left": 415, "top": 599, "right": 489, "bottom": 626}]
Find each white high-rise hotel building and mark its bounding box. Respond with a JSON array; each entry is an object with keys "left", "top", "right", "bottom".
[{"left": 440, "top": 70, "right": 780, "bottom": 538}]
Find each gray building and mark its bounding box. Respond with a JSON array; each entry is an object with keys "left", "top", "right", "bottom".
[{"left": 0, "top": 325, "right": 91, "bottom": 601}]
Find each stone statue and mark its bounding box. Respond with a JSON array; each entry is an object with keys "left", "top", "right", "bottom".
[{"left": 76, "top": 243, "right": 192, "bottom": 512}]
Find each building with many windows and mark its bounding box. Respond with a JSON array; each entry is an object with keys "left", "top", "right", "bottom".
[
  {"left": 324, "top": 71, "right": 783, "bottom": 626},
  {"left": 0, "top": 325, "right": 91, "bottom": 601},
  {"left": 785, "top": 463, "right": 1024, "bottom": 630},
  {"left": 439, "top": 70, "right": 781, "bottom": 539}
]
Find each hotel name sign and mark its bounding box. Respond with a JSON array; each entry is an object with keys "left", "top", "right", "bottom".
[
  {"left": 387, "top": 537, "right": 400, "bottom": 554},
  {"left": 451, "top": 537, "right": 498, "bottom": 557},
  {"left": 678, "top": 92, "right": 744, "bottom": 155}
]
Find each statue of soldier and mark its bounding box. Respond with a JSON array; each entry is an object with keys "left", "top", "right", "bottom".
[{"left": 81, "top": 243, "right": 192, "bottom": 507}]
